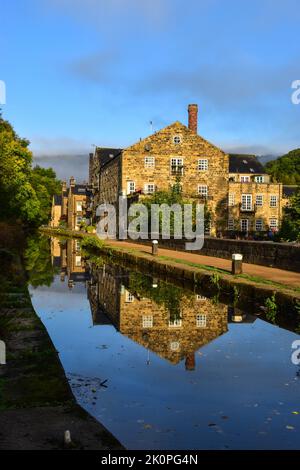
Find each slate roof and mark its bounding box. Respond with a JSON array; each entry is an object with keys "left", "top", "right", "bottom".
[
  {"left": 229, "top": 154, "right": 265, "bottom": 174},
  {"left": 73, "top": 184, "right": 88, "bottom": 195},
  {"left": 95, "top": 147, "right": 122, "bottom": 168},
  {"left": 283, "top": 185, "right": 298, "bottom": 198}
]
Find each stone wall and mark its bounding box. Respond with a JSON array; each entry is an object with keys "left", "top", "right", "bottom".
[{"left": 141, "top": 237, "right": 300, "bottom": 272}]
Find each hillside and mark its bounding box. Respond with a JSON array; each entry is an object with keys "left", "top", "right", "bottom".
[{"left": 265, "top": 149, "right": 300, "bottom": 184}]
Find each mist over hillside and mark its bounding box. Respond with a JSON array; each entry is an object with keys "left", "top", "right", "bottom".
[{"left": 33, "top": 153, "right": 89, "bottom": 182}]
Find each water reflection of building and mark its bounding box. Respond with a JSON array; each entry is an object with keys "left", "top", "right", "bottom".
[
  {"left": 88, "top": 264, "right": 229, "bottom": 369},
  {"left": 50, "top": 237, "right": 89, "bottom": 288}
]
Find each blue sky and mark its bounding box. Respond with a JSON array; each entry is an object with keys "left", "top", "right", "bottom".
[{"left": 1, "top": 0, "right": 300, "bottom": 179}]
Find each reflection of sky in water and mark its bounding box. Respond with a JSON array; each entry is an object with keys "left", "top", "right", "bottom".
[{"left": 30, "top": 277, "right": 300, "bottom": 450}]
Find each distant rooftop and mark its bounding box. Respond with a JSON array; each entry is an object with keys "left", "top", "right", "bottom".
[
  {"left": 95, "top": 147, "right": 122, "bottom": 168},
  {"left": 283, "top": 185, "right": 298, "bottom": 198},
  {"left": 229, "top": 154, "right": 265, "bottom": 174}
]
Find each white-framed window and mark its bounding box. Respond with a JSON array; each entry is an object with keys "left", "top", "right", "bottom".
[
  {"left": 255, "top": 219, "right": 264, "bottom": 231},
  {"left": 270, "top": 195, "right": 278, "bottom": 207},
  {"left": 76, "top": 201, "right": 83, "bottom": 212},
  {"left": 170, "top": 341, "right": 180, "bottom": 351},
  {"left": 125, "top": 291, "right": 135, "bottom": 303},
  {"left": 254, "top": 175, "right": 264, "bottom": 183},
  {"left": 169, "top": 318, "right": 182, "bottom": 328},
  {"left": 228, "top": 193, "right": 235, "bottom": 206},
  {"left": 127, "top": 181, "right": 136, "bottom": 195},
  {"left": 196, "top": 294, "right": 207, "bottom": 301},
  {"left": 144, "top": 156, "right": 155, "bottom": 168},
  {"left": 241, "top": 176, "right": 250, "bottom": 182},
  {"left": 269, "top": 218, "right": 278, "bottom": 229},
  {"left": 256, "top": 194, "right": 263, "bottom": 207},
  {"left": 240, "top": 219, "right": 249, "bottom": 232},
  {"left": 75, "top": 255, "right": 82, "bottom": 267},
  {"left": 198, "top": 159, "right": 208, "bottom": 171},
  {"left": 196, "top": 314, "right": 207, "bottom": 328},
  {"left": 75, "top": 240, "right": 81, "bottom": 251},
  {"left": 144, "top": 183, "right": 155, "bottom": 194},
  {"left": 241, "top": 194, "right": 252, "bottom": 211},
  {"left": 228, "top": 218, "right": 235, "bottom": 230},
  {"left": 198, "top": 185, "right": 208, "bottom": 197},
  {"left": 142, "top": 315, "right": 153, "bottom": 328},
  {"left": 170, "top": 158, "right": 184, "bottom": 175},
  {"left": 173, "top": 135, "right": 182, "bottom": 145}
]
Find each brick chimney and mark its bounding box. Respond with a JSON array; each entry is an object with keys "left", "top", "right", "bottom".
[{"left": 188, "top": 104, "right": 198, "bottom": 134}]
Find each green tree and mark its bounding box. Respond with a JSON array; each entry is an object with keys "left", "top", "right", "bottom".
[
  {"left": 0, "top": 115, "right": 60, "bottom": 226},
  {"left": 31, "top": 166, "right": 61, "bottom": 224},
  {"left": 276, "top": 186, "right": 300, "bottom": 242},
  {"left": 265, "top": 149, "right": 300, "bottom": 184}
]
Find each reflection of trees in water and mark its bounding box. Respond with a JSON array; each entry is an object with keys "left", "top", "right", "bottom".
[
  {"left": 24, "top": 235, "right": 58, "bottom": 287},
  {"left": 128, "top": 272, "right": 192, "bottom": 321}
]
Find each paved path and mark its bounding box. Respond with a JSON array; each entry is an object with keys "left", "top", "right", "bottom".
[{"left": 106, "top": 240, "right": 300, "bottom": 289}]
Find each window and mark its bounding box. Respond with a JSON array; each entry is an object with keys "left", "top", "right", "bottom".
[
  {"left": 269, "top": 218, "right": 278, "bottom": 229},
  {"left": 196, "top": 314, "right": 207, "bottom": 328},
  {"left": 144, "top": 183, "right": 155, "bottom": 194},
  {"left": 198, "top": 159, "right": 208, "bottom": 171},
  {"left": 173, "top": 135, "right": 182, "bottom": 144},
  {"left": 241, "top": 194, "right": 252, "bottom": 211},
  {"left": 241, "top": 176, "right": 250, "bottom": 182},
  {"left": 125, "top": 291, "right": 135, "bottom": 303},
  {"left": 75, "top": 240, "right": 81, "bottom": 251},
  {"left": 170, "top": 158, "right": 183, "bottom": 175},
  {"left": 170, "top": 341, "right": 180, "bottom": 351},
  {"left": 169, "top": 318, "right": 182, "bottom": 327},
  {"left": 254, "top": 176, "right": 264, "bottom": 183},
  {"left": 142, "top": 315, "right": 153, "bottom": 328},
  {"left": 255, "top": 219, "right": 263, "bottom": 231},
  {"left": 76, "top": 216, "right": 83, "bottom": 226},
  {"left": 270, "top": 195, "right": 278, "bottom": 207},
  {"left": 228, "top": 218, "right": 235, "bottom": 230},
  {"left": 76, "top": 201, "right": 83, "bottom": 212},
  {"left": 75, "top": 256, "right": 82, "bottom": 267},
  {"left": 240, "top": 219, "right": 249, "bottom": 232},
  {"left": 198, "top": 185, "right": 208, "bottom": 197},
  {"left": 127, "top": 181, "right": 135, "bottom": 195},
  {"left": 196, "top": 295, "right": 207, "bottom": 301},
  {"left": 144, "top": 156, "right": 155, "bottom": 168},
  {"left": 228, "top": 193, "right": 235, "bottom": 206},
  {"left": 256, "top": 194, "right": 263, "bottom": 207}
]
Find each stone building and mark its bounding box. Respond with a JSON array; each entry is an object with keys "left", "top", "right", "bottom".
[
  {"left": 50, "top": 194, "right": 62, "bottom": 227},
  {"left": 89, "top": 104, "right": 229, "bottom": 235},
  {"left": 89, "top": 104, "right": 285, "bottom": 237},
  {"left": 50, "top": 177, "right": 91, "bottom": 231},
  {"left": 227, "top": 154, "right": 283, "bottom": 234}
]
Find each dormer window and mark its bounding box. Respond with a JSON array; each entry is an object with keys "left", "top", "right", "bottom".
[{"left": 173, "top": 135, "right": 182, "bottom": 144}]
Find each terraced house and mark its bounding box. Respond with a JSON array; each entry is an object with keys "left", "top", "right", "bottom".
[{"left": 89, "top": 104, "right": 284, "bottom": 237}]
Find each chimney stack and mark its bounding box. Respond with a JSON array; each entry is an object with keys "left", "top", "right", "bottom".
[
  {"left": 69, "top": 176, "right": 75, "bottom": 188},
  {"left": 188, "top": 104, "right": 198, "bottom": 134}
]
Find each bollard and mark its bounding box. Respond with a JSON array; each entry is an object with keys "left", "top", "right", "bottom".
[
  {"left": 152, "top": 240, "right": 158, "bottom": 256},
  {"left": 232, "top": 253, "right": 243, "bottom": 274}
]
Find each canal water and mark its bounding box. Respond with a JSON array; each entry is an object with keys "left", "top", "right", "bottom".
[{"left": 27, "top": 236, "right": 300, "bottom": 450}]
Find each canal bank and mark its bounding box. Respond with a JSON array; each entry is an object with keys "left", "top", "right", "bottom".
[
  {"left": 41, "top": 227, "right": 300, "bottom": 318},
  {"left": 0, "top": 232, "right": 123, "bottom": 450}
]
